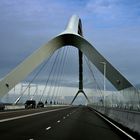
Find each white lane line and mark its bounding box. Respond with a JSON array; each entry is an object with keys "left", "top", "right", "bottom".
[
  {"left": 29, "top": 139, "right": 34, "bottom": 140},
  {"left": 63, "top": 116, "right": 66, "bottom": 119},
  {"left": 57, "top": 120, "right": 61, "bottom": 123},
  {"left": 94, "top": 110, "right": 136, "bottom": 140},
  {"left": 0, "top": 109, "right": 32, "bottom": 115},
  {"left": 0, "top": 106, "right": 72, "bottom": 123},
  {"left": 67, "top": 114, "right": 69, "bottom": 117},
  {"left": 71, "top": 111, "right": 76, "bottom": 114},
  {"left": 46, "top": 126, "right": 51, "bottom": 130}
]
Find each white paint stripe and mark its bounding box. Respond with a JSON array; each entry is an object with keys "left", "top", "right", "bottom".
[
  {"left": 0, "top": 107, "right": 71, "bottom": 123},
  {"left": 57, "top": 120, "right": 60, "bottom": 123},
  {"left": 67, "top": 114, "right": 69, "bottom": 116},
  {"left": 0, "top": 109, "right": 31, "bottom": 114},
  {"left": 29, "top": 139, "right": 34, "bottom": 140},
  {"left": 72, "top": 111, "right": 76, "bottom": 114},
  {"left": 94, "top": 110, "right": 136, "bottom": 140},
  {"left": 46, "top": 126, "right": 51, "bottom": 130},
  {"left": 63, "top": 117, "right": 66, "bottom": 119}
]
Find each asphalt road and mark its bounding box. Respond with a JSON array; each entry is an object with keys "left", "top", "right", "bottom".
[{"left": 0, "top": 106, "right": 133, "bottom": 140}]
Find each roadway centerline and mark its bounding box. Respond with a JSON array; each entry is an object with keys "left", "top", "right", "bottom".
[
  {"left": 63, "top": 111, "right": 75, "bottom": 119},
  {"left": 0, "top": 106, "right": 72, "bottom": 123},
  {"left": 46, "top": 126, "right": 51, "bottom": 130},
  {"left": 57, "top": 120, "right": 61, "bottom": 123}
]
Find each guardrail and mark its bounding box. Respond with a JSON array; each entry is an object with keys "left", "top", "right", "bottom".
[
  {"left": 5, "top": 105, "right": 25, "bottom": 110},
  {"left": 3, "top": 104, "right": 69, "bottom": 110},
  {"left": 89, "top": 105, "right": 140, "bottom": 135}
]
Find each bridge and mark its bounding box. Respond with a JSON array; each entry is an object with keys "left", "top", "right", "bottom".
[{"left": 0, "top": 15, "right": 140, "bottom": 140}]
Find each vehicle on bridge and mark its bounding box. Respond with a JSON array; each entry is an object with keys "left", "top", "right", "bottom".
[
  {"left": 37, "top": 101, "right": 44, "bottom": 108},
  {"left": 0, "top": 102, "right": 5, "bottom": 110},
  {"left": 25, "top": 100, "right": 36, "bottom": 109}
]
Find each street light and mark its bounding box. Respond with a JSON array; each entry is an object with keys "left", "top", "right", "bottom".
[{"left": 100, "top": 61, "right": 106, "bottom": 107}]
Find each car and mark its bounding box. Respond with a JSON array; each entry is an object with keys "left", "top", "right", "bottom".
[
  {"left": 37, "top": 101, "right": 44, "bottom": 108},
  {"left": 25, "top": 100, "right": 36, "bottom": 109},
  {"left": 0, "top": 102, "right": 5, "bottom": 110}
]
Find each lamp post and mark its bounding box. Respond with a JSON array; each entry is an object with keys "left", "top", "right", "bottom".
[{"left": 100, "top": 62, "right": 106, "bottom": 107}]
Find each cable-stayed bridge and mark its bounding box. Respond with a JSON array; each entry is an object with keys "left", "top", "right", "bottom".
[{"left": 0, "top": 15, "right": 140, "bottom": 140}]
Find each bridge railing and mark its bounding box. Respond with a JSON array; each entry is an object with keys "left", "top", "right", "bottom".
[
  {"left": 88, "top": 87, "right": 140, "bottom": 134},
  {"left": 90, "top": 86, "right": 140, "bottom": 112},
  {"left": 89, "top": 103, "right": 140, "bottom": 135}
]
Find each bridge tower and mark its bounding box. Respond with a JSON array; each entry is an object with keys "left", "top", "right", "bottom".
[
  {"left": 0, "top": 15, "right": 133, "bottom": 105},
  {"left": 71, "top": 22, "right": 90, "bottom": 104},
  {"left": 71, "top": 50, "right": 90, "bottom": 104}
]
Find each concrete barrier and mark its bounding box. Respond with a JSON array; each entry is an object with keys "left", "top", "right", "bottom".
[
  {"left": 4, "top": 104, "right": 69, "bottom": 110},
  {"left": 5, "top": 105, "right": 25, "bottom": 110},
  {"left": 89, "top": 105, "right": 140, "bottom": 134}
]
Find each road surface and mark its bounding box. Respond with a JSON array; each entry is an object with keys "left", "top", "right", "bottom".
[{"left": 0, "top": 106, "right": 134, "bottom": 140}]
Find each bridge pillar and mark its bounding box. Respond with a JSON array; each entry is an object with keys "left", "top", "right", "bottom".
[{"left": 71, "top": 49, "right": 90, "bottom": 104}]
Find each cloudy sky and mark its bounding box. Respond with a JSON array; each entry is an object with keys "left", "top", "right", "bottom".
[{"left": 0, "top": 0, "right": 140, "bottom": 87}]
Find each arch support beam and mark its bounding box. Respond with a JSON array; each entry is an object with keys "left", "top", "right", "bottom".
[
  {"left": 0, "top": 15, "right": 133, "bottom": 97},
  {"left": 71, "top": 90, "right": 89, "bottom": 105}
]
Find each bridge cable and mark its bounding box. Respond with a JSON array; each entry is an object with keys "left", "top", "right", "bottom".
[
  {"left": 54, "top": 46, "right": 70, "bottom": 104},
  {"left": 53, "top": 47, "right": 68, "bottom": 104},
  {"left": 84, "top": 56, "right": 103, "bottom": 100},
  {"left": 52, "top": 48, "right": 67, "bottom": 102},
  {"left": 39, "top": 49, "right": 61, "bottom": 102},
  {"left": 30, "top": 84, "right": 38, "bottom": 100},
  {"left": 50, "top": 48, "right": 66, "bottom": 103},
  {"left": 46, "top": 50, "right": 62, "bottom": 103},
  {"left": 54, "top": 47, "right": 68, "bottom": 103},
  {"left": 44, "top": 49, "right": 62, "bottom": 103},
  {"left": 14, "top": 55, "right": 52, "bottom": 104}
]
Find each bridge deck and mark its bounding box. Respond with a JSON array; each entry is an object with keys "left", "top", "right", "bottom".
[{"left": 0, "top": 106, "right": 135, "bottom": 140}]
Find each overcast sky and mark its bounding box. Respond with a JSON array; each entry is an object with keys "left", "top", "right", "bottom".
[{"left": 0, "top": 0, "right": 140, "bottom": 87}]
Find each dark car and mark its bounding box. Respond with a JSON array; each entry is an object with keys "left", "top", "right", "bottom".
[
  {"left": 37, "top": 101, "right": 44, "bottom": 108},
  {"left": 25, "top": 100, "right": 36, "bottom": 109},
  {"left": 0, "top": 102, "right": 5, "bottom": 110}
]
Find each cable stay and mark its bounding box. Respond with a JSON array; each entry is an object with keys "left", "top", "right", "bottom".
[
  {"left": 84, "top": 56, "right": 104, "bottom": 103},
  {"left": 39, "top": 49, "right": 61, "bottom": 102},
  {"left": 85, "top": 58, "right": 103, "bottom": 102},
  {"left": 14, "top": 55, "right": 52, "bottom": 104},
  {"left": 30, "top": 84, "right": 38, "bottom": 100},
  {"left": 54, "top": 47, "right": 70, "bottom": 105},
  {"left": 51, "top": 48, "right": 66, "bottom": 102},
  {"left": 49, "top": 48, "right": 66, "bottom": 103},
  {"left": 54, "top": 47, "right": 68, "bottom": 104},
  {"left": 53, "top": 47, "right": 69, "bottom": 104},
  {"left": 42, "top": 49, "right": 62, "bottom": 104}
]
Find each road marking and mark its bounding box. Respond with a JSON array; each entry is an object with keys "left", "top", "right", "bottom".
[
  {"left": 71, "top": 110, "right": 76, "bottom": 114},
  {"left": 46, "top": 126, "right": 51, "bottom": 130},
  {"left": 0, "top": 107, "right": 45, "bottom": 115},
  {"left": 0, "top": 107, "right": 72, "bottom": 123},
  {"left": 63, "top": 116, "right": 66, "bottom": 119},
  {"left": 29, "top": 139, "right": 34, "bottom": 140},
  {"left": 94, "top": 110, "right": 136, "bottom": 140},
  {"left": 0, "top": 109, "right": 30, "bottom": 114},
  {"left": 57, "top": 120, "right": 60, "bottom": 123}
]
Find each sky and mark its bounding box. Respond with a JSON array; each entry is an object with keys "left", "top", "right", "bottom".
[{"left": 0, "top": 0, "right": 140, "bottom": 89}]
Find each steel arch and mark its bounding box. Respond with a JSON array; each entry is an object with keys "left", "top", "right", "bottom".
[{"left": 0, "top": 15, "right": 133, "bottom": 97}]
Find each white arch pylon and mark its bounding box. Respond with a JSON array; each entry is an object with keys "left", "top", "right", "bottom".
[{"left": 0, "top": 15, "right": 133, "bottom": 98}]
